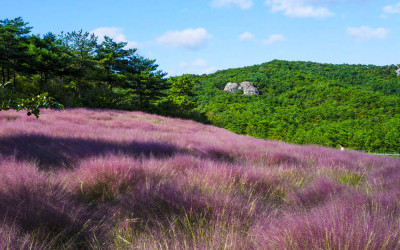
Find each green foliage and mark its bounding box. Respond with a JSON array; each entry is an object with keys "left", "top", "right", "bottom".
[
  {"left": 0, "top": 82, "right": 63, "bottom": 117},
  {"left": 0, "top": 17, "right": 32, "bottom": 91},
  {"left": 189, "top": 60, "right": 400, "bottom": 152},
  {"left": 168, "top": 75, "right": 197, "bottom": 110},
  {"left": 0, "top": 17, "right": 64, "bottom": 117},
  {"left": 156, "top": 75, "right": 211, "bottom": 122},
  {"left": 96, "top": 36, "right": 134, "bottom": 90}
]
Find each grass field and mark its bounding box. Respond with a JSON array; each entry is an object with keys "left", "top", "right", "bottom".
[{"left": 0, "top": 108, "right": 399, "bottom": 249}]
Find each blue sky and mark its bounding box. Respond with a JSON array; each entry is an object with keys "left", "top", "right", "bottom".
[{"left": 1, "top": 0, "right": 399, "bottom": 76}]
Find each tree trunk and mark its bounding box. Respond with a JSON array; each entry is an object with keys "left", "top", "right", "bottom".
[
  {"left": 39, "top": 72, "right": 43, "bottom": 93},
  {"left": 1, "top": 67, "right": 5, "bottom": 85},
  {"left": 108, "top": 75, "right": 112, "bottom": 91},
  {"left": 44, "top": 73, "right": 47, "bottom": 91},
  {"left": 13, "top": 71, "right": 16, "bottom": 92},
  {"left": 77, "top": 76, "right": 82, "bottom": 98}
]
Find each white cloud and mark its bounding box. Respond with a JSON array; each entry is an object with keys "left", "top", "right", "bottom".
[
  {"left": 239, "top": 32, "right": 255, "bottom": 41},
  {"left": 239, "top": 32, "right": 285, "bottom": 45},
  {"left": 91, "top": 27, "right": 140, "bottom": 49},
  {"left": 211, "top": 0, "right": 253, "bottom": 9},
  {"left": 265, "top": 0, "right": 334, "bottom": 18},
  {"left": 383, "top": 3, "right": 400, "bottom": 14},
  {"left": 156, "top": 28, "right": 212, "bottom": 49},
  {"left": 347, "top": 26, "right": 389, "bottom": 41},
  {"left": 262, "top": 34, "right": 286, "bottom": 45}
]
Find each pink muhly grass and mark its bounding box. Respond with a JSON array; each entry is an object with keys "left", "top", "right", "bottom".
[
  {"left": 67, "top": 154, "right": 211, "bottom": 224},
  {"left": 368, "top": 162, "right": 400, "bottom": 190},
  {"left": 67, "top": 155, "right": 146, "bottom": 202},
  {"left": 0, "top": 159, "right": 108, "bottom": 248},
  {"left": 0, "top": 224, "right": 25, "bottom": 249},
  {"left": 0, "top": 134, "right": 180, "bottom": 170},
  {"left": 66, "top": 154, "right": 262, "bottom": 248},
  {"left": 266, "top": 151, "right": 302, "bottom": 166},
  {"left": 0, "top": 108, "right": 399, "bottom": 248},
  {"left": 112, "top": 190, "right": 259, "bottom": 249},
  {"left": 113, "top": 212, "right": 258, "bottom": 249},
  {"left": 289, "top": 177, "right": 342, "bottom": 207},
  {"left": 254, "top": 192, "right": 400, "bottom": 249}
]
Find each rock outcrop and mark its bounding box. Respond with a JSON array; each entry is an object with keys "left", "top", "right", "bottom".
[
  {"left": 224, "top": 81, "right": 259, "bottom": 95},
  {"left": 239, "top": 81, "right": 259, "bottom": 95},
  {"left": 223, "top": 82, "right": 239, "bottom": 93}
]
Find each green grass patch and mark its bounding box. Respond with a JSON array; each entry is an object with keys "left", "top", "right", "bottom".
[{"left": 338, "top": 172, "right": 365, "bottom": 186}]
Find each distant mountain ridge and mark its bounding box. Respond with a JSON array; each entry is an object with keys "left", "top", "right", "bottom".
[{"left": 190, "top": 60, "right": 400, "bottom": 152}]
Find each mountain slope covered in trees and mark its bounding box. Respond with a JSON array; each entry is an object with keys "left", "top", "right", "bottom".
[{"left": 191, "top": 60, "right": 400, "bottom": 152}]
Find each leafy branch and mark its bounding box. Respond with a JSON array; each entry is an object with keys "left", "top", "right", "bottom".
[{"left": 0, "top": 82, "right": 64, "bottom": 118}]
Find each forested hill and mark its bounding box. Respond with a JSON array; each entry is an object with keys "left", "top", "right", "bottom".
[{"left": 190, "top": 60, "right": 400, "bottom": 152}]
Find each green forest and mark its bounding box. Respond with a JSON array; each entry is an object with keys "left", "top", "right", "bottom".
[
  {"left": 190, "top": 60, "right": 400, "bottom": 152},
  {"left": 1, "top": 17, "right": 399, "bottom": 152}
]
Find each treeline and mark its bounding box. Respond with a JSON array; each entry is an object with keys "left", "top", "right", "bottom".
[
  {"left": 0, "top": 17, "right": 202, "bottom": 118},
  {"left": 189, "top": 60, "right": 400, "bottom": 152}
]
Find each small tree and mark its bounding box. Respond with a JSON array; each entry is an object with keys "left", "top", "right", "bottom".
[
  {"left": 28, "top": 33, "right": 66, "bottom": 92},
  {"left": 61, "top": 30, "right": 97, "bottom": 98},
  {"left": 168, "top": 75, "right": 197, "bottom": 112},
  {"left": 122, "top": 56, "right": 168, "bottom": 111},
  {"left": 96, "top": 36, "right": 134, "bottom": 90}
]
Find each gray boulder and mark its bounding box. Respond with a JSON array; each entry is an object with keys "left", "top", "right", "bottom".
[
  {"left": 239, "top": 81, "right": 259, "bottom": 95},
  {"left": 224, "top": 82, "right": 239, "bottom": 93}
]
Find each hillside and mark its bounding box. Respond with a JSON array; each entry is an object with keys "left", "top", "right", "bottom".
[
  {"left": 191, "top": 60, "right": 400, "bottom": 152},
  {"left": 0, "top": 108, "right": 399, "bottom": 248}
]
